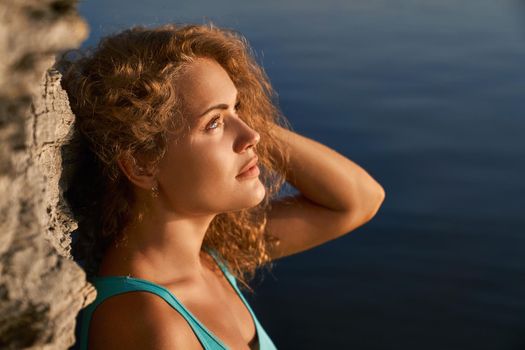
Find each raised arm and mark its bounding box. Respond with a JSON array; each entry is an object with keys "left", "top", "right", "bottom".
[{"left": 265, "top": 124, "right": 385, "bottom": 261}]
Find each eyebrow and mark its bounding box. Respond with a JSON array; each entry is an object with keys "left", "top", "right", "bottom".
[{"left": 197, "top": 92, "right": 238, "bottom": 119}]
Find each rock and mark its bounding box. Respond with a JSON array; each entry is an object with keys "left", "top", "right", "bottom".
[{"left": 0, "top": 0, "right": 95, "bottom": 349}]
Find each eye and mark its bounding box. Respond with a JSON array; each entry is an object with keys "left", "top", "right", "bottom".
[{"left": 205, "top": 115, "right": 224, "bottom": 131}]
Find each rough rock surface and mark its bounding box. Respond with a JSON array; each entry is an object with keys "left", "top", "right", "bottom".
[{"left": 0, "top": 0, "right": 96, "bottom": 349}]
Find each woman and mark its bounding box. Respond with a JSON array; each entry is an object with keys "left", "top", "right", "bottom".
[{"left": 61, "top": 22, "right": 385, "bottom": 350}]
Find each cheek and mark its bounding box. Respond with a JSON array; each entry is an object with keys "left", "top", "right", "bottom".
[
  {"left": 165, "top": 145, "right": 234, "bottom": 196},
  {"left": 192, "top": 150, "right": 235, "bottom": 190}
]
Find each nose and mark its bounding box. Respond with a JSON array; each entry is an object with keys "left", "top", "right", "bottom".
[{"left": 233, "top": 117, "right": 260, "bottom": 153}]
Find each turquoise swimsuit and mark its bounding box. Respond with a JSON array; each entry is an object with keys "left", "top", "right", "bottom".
[{"left": 77, "top": 249, "right": 277, "bottom": 349}]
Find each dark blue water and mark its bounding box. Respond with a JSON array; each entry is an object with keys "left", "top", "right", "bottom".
[{"left": 78, "top": 1, "right": 525, "bottom": 349}]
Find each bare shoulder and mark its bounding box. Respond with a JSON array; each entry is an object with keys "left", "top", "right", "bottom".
[{"left": 88, "top": 291, "right": 203, "bottom": 350}]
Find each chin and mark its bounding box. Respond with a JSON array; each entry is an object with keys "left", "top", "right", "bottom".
[
  {"left": 237, "top": 182, "right": 267, "bottom": 210},
  {"left": 254, "top": 181, "right": 267, "bottom": 203},
  {"left": 247, "top": 188, "right": 267, "bottom": 209}
]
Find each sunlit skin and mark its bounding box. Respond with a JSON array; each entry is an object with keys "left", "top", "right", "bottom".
[{"left": 157, "top": 58, "right": 266, "bottom": 216}]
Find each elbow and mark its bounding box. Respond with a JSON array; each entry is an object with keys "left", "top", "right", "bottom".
[
  {"left": 337, "top": 185, "right": 385, "bottom": 234},
  {"left": 364, "top": 185, "right": 386, "bottom": 222}
]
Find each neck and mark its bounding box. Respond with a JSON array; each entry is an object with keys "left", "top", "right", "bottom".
[{"left": 99, "top": 201, "right": 217, "bottom": 284}]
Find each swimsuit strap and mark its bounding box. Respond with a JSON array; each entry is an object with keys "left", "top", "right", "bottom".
[
  {"left": 77, "top": 248, "right": 277, "bottom": 350},
  {"left": 78, "top": 249, "right": 232, "bottom": 350}
]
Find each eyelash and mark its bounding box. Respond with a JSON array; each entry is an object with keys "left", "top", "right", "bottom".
[{"left": 205, "top": 101, "right": 241, "bottom": 132}]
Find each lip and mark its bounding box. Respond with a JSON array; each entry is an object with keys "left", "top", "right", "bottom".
[{"left": 236, "top": 156, "right": 259, "bottom": 179}]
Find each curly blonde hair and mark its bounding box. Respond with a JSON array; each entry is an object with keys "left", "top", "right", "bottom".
[{"left": 59, "top": 22, "right": 290, "bottom": 292}]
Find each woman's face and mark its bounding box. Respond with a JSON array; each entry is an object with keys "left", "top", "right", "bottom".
[{"left": 155, "top": 57, "right": 266, "bottom": 215}]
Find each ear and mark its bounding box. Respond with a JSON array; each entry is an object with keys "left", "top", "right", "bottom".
[{"left": 117, "top": 152, "right": 156, "bottom": 190}]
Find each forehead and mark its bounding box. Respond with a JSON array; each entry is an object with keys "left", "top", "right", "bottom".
[{"left": 176, "top": 58, "right": 237, "bottom": 117}]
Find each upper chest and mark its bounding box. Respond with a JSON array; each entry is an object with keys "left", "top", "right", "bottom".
[
  {"left": 97, "top": 250, "right": 259, "bottom": 349},
  {"left": 165, "top": 266, "right": 258, "bottom": 350}
]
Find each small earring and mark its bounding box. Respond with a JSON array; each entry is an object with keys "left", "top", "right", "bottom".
[{"left": 151, "top": 183, "right": 159, "bottom": 198}]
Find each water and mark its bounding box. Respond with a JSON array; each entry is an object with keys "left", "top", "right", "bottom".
[{"left": 77, "top": 1, "right": 525, "bottom": 349}]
